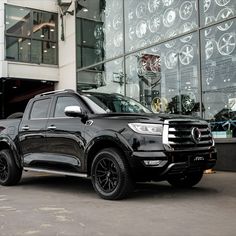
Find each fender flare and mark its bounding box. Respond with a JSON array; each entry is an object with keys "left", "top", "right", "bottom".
[
  {"left": 84, "top": 130, "right": 133, "bottom": 171},
  {"left": 0, "top": 135, "right": 22, "bottom": 169}
]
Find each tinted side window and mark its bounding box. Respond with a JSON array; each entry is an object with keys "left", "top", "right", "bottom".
[
  {"left": 54, "top": 96, "right": 81, "bottom": 118},
  {"left": 30, "top": 99, "right": 51, "bottom": 119}
]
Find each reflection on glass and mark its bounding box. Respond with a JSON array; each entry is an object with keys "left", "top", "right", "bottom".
[
  {"left": 76, "top": 0, "right": 123, "bottom": 67},
  {"left": 33, "top": 12, "right": 57, "bottom": 41},
  {"left": 77, "top": 58, "right": 124, "bottom": 95},
  {"left": 6, "top": 5, "right": 31, "bottom": 37},
  {"left": 200, "top": 0, "right": 236, "bottom": 26},
  {"left": 6, "top": 37, "right": 30, "bottom": 62},
  {"left": 125, "top": 0, "right": 197, "bottom": 53},
  {"left": 201, "top": 19, "right": 236, "bottom": 138},
  {"left": 75, "top": 0, "right": 236, "bottom": 140},
  {"left": 31, "top": 41, "right": 57, "bottom": 65},
  {"left": 5, "top": 5, "right": 58, "bottom": 65},
  {"left": 125, "top": 32, "right": 199, "bottom": 115}
]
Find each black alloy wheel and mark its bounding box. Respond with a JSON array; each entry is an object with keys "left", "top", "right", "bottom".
[
  {"left": 91, "top": 148, "right": 134, "bottom": 200},
  {"left": 94, "top": 157, "right": 119, "bottom": 193},
  {"left": 0, "top": 155, "right": 8, "bottom": 182},
  {"left": 0, "top": 149, "right": 22, "bottom": 186}
]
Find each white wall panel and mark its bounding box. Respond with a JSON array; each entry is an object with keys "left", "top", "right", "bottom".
[
  {"left": 7, "top": 0, "right": 57, "bottom": 12},
  {"left": 57, "top": 63, "right": 76, "bottom": 89},
  {"left": 8, "top": 62, "right": 59, "bottom": 81}
]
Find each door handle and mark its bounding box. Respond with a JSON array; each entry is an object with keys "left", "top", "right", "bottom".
[
  {"left": 21, "top": 125, "right": 29, "bottom": 131},
  {"left": 47, "top": 125, "right": 57, "bottom": 130}
]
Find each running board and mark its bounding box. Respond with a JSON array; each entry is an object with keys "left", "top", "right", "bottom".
[{"left": 23, "top": 167, "right": 88, "bottom": 178}]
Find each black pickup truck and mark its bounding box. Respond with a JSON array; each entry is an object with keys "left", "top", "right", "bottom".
[{"left": 0, "top": 90, "right": 217, "bottom": 200}]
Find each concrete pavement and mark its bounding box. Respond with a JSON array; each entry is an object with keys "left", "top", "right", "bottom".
[{"left": 0, "top": 171, "right": 236, "bottom": 236}]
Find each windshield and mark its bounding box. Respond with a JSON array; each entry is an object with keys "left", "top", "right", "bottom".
[
  {"left": 83, "top": 93, "right": 152, "bottom": 114},
  {"left": 81, "top": 95, "right": 110, "bottom": 114}
]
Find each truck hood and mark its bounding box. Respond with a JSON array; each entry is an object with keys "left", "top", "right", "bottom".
[{"left": 90, "top": 113, "right": 203, "bottom": 123}]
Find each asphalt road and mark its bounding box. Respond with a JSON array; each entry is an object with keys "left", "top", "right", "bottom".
[{"left": 0, "top": 171, "right": 235, "bottom": 236}]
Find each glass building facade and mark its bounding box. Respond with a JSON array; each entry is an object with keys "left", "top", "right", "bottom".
[{"left": 76, "top": 0, "right": 236, "bottom": 139}]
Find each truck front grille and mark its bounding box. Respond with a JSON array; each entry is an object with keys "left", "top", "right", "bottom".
[{"left": 163, "top": 119, "right": 214, "bottom": 151}]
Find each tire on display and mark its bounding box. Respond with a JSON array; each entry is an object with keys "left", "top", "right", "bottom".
[
  {"left": 91, "top": 148, "right": 134, "bottom": 200},
  {"left": 0, "top": 149, "right": 22, "bottom": 186},
  {"left": 167, "top": 171, "right": 204, "bottom": 188}
]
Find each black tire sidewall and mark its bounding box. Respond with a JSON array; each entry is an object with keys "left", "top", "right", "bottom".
[
  {"left": 0, "top": 149, "right": 22, "bottom": 186},
  {"left": 91, "top": 148, "right": 130, "bottom": 200}
]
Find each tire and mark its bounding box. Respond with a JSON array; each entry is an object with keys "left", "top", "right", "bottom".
[
  {"left": 167, "top": 171, "right": 203, "bottom": 188},
  {"left": 91, "top": 148, "right": 134, "bottom": 200},
  {"left": 0, "top": 149, "right": 22, "bottom": 186}
]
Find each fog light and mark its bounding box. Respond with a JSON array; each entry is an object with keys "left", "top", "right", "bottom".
[{"left": 144, "top": 160, "right": 161, "bottom": 166}]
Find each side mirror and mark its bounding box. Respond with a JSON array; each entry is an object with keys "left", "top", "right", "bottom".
[{"left": 64, "top": 106, "right": 85, "bottom": 118}]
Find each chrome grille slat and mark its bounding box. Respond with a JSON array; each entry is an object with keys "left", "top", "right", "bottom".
[
  {"left": 168, "top": 134, "right": 211, "bottom": 139},
  {"left": 164, "top": 119, "right": 213, "bottom": 151}
]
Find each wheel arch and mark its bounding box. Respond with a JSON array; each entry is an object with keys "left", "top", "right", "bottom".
[
  {"left": 0, "top": 137, "right": 22, "bottom": 169},
  {"left": 85, "top": 134, "right": 133, "bottom": 176}
]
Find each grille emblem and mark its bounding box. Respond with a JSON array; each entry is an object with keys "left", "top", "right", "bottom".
[{"left": 191, "top": 127, "right": 201, "bottom": 144}]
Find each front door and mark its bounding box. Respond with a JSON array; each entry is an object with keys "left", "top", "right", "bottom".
[{"left": 45, "top": 95, "right": 86, "bottom": 173}]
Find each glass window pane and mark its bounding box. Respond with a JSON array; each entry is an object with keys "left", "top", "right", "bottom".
[
  {"left": 31, "top": 40, "right": 57, "bottom": 64},
  {"left": 33, "top": 11, "right": 57, "bottom": 41},
  {"left": 103, "top": 0, "right": 123, "bottom": 58},
  {"left": 125, "top": 0, "right": 198, "bottom": 53},
  {"left": 76, "top": 46, "right": 82, "bottom": 68},
  {"left": 6, "top": 5, "right": 31, "bottom": 37},
  {"left": 19, "top": 38, "right": 31, "bottom": 62},
  {"left": 31, "top": 40, "right": 42, "bottom": 63},
  {"left": 76, "top": 18, "right": 104, "bottom": 68},
  {"left": 54, "top": 97, "right": 81, "bottom": 117},
  {"left": 81, "top": 47, "right": 103, "bottom": 68},
  {"left": 199, "top": 0, "right": 236, "bottom": 27},
  {"left": 77, "top": 58, "right": 124, "bottom": 95},
  {"left": 201, "top": 19, "right": 236, "bottom": 138},
  {"left": 76, "top": 0, "right": 124, "bottom": 68},
  {"left": 42, "top": 41, "right": 57, "bottom": 65},
  {"left": 6, "top": 36, "right": 31, "bottom": 62},
  {"left": 126, "top": 32, "right": 200, "bottom": 116},
  {"left": 6, "top": 36, "right": 19, "bottom": 61},
  {"left": 30, "top": 99, "right": 51, "bottom": 119}
]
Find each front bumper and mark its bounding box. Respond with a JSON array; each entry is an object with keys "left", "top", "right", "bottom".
[{"left": 129, "top": 149, "right": 217, "bottom": 181}]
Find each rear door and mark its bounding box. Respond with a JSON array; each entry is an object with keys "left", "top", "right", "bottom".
[{"left": 18, "top": 97, "right": 51, "bottom": 166}]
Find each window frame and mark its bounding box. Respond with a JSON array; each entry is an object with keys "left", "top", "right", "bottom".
[{"left": 4, "top": 4, "right": 58, "bottom": 65}]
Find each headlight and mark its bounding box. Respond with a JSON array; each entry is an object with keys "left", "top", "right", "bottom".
[{"left": 128, "top": 123, "right": 163, "bottom": 135}]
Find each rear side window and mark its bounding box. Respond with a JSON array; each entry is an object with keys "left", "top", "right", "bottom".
[
  {"left": 54, "top": 96, "right": 81, "bottom": 117},
  {"left": 30, "top": 99, "right": 51, "bottom": 119}
]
